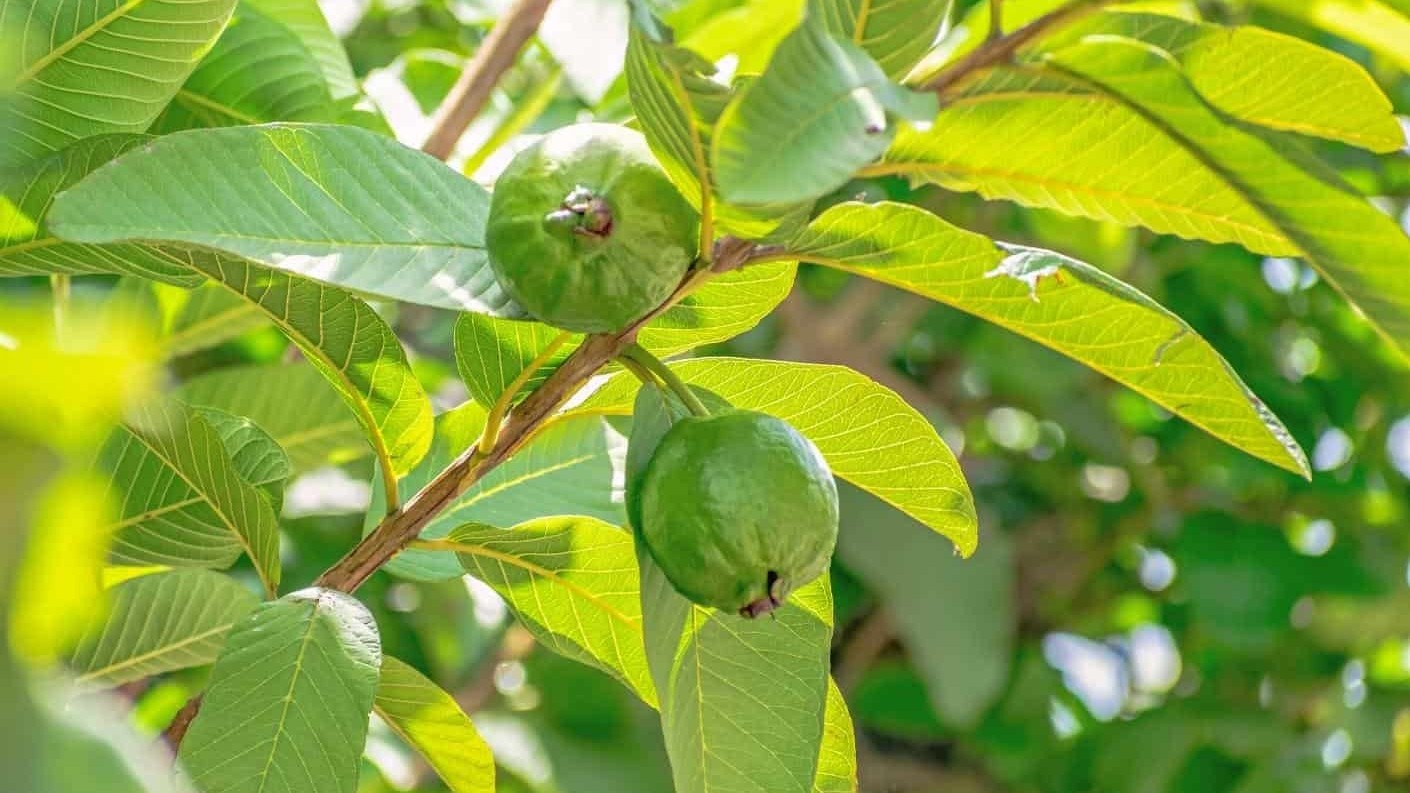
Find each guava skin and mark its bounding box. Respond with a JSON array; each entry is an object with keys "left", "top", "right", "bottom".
[
  {"left": 638, "top": 410, "right": 840, "bottom": 617},
  {"left": 486, "top": 123, "right": 698, "bottom": 333}
]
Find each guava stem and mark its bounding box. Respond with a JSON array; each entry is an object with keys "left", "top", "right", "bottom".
[{"left": 620, "top": 343, "right": 710, "bottom": 418}]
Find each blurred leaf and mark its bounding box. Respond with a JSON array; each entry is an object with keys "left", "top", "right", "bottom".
[
  {"left": 152, "top": 2, "right": 335, "bottom": 132},
  {"left": 0, "top": 0, "right": 235, "bottom": 168},
  {"left": 1251, "top": 0, "right": 1410, "bottom": 72},
  {"left": 48, "top": 124, "right": 515, "bottom": 315},
  {"left": 163, "top": 284, "right": 269, "bottom": 358},
  {"left": 9, "top": 472, "right": 114, "bottom": 665},
  {"left": 0, "top": 136, "right": 202, "bottom": 286},
  {"left": 1049, "top": 11, "right": 1404, "bottom": 152},
  {"left": 180, "top": 589, "right": 381, "bottom": 793},
  {"left": 581, "top": 357, "right": 978, "bottom": 556},
  {"left": 886, "top": 39, "right": 1410, "bottom": 356},
  {"left": 371, "top": 408, "right": 624, "bottom": 581},
  {"left": 713, "top": 16, "right": 936, "bottom": 204},
  {"left": 101, "top": 398, "right": 282, "bottom": 596},
  {"left": 437, "top": 518, "right": 655, "bottom": 704},
  {"left": 375, "top": 656, "right": 495, "bottom": 793},
  {"left": 179, "top": 363, "right": 371, "bottom": 473},
  {"left": 179, "top": 254, "right": 434, "bottom": 481},
  {"left": 245, "top": 0, "right": 360, "bottom": 100},
  {"left": 809, "top": 0, "right": 947, "bottom": 79},
  {"left": 68, "top": 569, "right": 259, "bottom": 688},
  {"left": 786, "top": 201, "right": 1310, "bottom": 476},
  {"left": 837, "top": 484, "right": 1015, "bottom": 728},
  {"left": 680, "top": 0, "right": 806, "bottom": 73}
]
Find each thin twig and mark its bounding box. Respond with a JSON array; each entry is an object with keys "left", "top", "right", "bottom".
[
  {"left": 163, "top": 695, "right": 203, "bottom": 749},
  {"left": 421, "top": 0, "right": 555, "bottom": 160},
  {"left": 921, "top": 0, "right": 1110, "bottom": 96}
]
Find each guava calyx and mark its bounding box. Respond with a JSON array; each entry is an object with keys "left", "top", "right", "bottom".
[
  {"left": 738, "top": 570, "right": 788, "bottom": 619},
  {"left": 545, "top": 186, "right": 614, "bottom": 239}
]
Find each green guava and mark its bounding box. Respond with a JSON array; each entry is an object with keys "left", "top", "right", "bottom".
[
  {"left": 637, "top": 409, "right": 840, "bottom": 617},
  {"left": 486, "top": 123, "right": 699, "bottom": 333}
]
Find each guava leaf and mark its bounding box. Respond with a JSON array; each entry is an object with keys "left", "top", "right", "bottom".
[
  {"left": 48, "top": 124, "right": 515, "bottom": 315},
  {"left": 178, "top": 363, "right": 370, "bottom": 473},
  {"left": 178, "top": 589, "right": 381, "bottom": 793},
  {"left": 368, "top": 406, "right": 624, "bottom": 582},
  {"left": 178, "top": 253, "right": 434, "bottom": 483},
  {"left": 0, "top": 136, "right": 201, "bottom": 286},
  {"left": 438, "top": 518, "right": 656, "bottom": 704},
  {"left": 1249, "top": 0, "right": 1410, "bottom": 73},
  {"left": 100, "top": 399, "right": 282, "bottom": 597},
  {"left": 0, "top": 0, "right": 236, "bottom": 169},
  {"left": 244, "top": 0, "right": 360, "bottom": 100},
  {"left": 1045, "top": 11, "right": 1403, "bottom": 152},
  {"left": 454, "top": 315, "right": 575, "bottom": 410},
  {"left": 712, "top": 15, "right": 936, "bottom": 205},
  {"left": 883, "top": 39, "right": 1410, "bottom": 357},
  {"left": 784, "top": 201, "right": 1309, "bottom": 476},
  {"left": 152, "top": 2, "right": 335, "bottom": 132},
  {"left": 808, "top": 0, "right": 948, "bottom": 80},
  {"left": 375, "top": 656, "right": 495, "bottom": 793},
  {"left": 68, "top": 570, "right": 259, "bottom": 688},
  {"left": 163, "top": 284, "right": 270, "bottom": 359}
]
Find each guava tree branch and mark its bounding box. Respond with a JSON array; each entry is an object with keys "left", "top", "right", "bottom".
[
  {"left": 920, "top": 0, "right": 1112, "bottom": 95},
  {"left": 420, "top": 0, "right": 555, "bottom": 160}
]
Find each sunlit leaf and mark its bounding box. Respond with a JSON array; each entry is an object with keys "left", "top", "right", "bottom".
[
  {"left": 1251, "top": 0, "right": 1410, "bottom": 73},
  {"left": 179, "top": 588, "right": 381, "bottom": 793},
  {"left": 48, "top": 124, "right": 514, "bottom": 314},
  {"left": 809, "top": 0, "right": 947, "bottom": 79},
  {"left": 0, "top": 0, "right": 236, "bottom": 168},
  {"left": 245, "top": 0, "right": 359, "bottom": 100},
  {"left": 163, "top": 284, "right": 269, "bottom": 359},
  {"left": 784, "top": 201, "right": 1309, "bottom": 475},
  {"left": 0, "top": 136, "right": 201, "bottom": 286},
  {"left": 69, "top": 569, "right": 259, "bottom": 688},
  {"left": 375, "top": 656, "right": 495, "bottom": 793}
]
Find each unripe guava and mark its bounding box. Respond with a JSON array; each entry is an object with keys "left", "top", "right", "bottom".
[
  {"left": 486, "top": 123, "right": 698, "bottom": 333},
  {"left": 637, "top": 410, "right": 839, "bottom": 617}
]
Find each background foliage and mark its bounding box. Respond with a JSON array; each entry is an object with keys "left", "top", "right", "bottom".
[{"left": 3, "top": 1, "right": 1410, "bottom": 792}]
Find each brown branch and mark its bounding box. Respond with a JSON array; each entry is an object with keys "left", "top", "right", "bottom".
[
  {"left": 163, "top": 695, "right": 202, "bottom": 749},
  {"left": 420, "top": 0, "right": 554, "bottom": 160},
  {"left": 921, "top": 0, "right": 1112, "bottom": 96}
]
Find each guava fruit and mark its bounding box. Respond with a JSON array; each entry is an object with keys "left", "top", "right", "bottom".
[
  {"left": 636, "top": 409, "right": 840, "bottom": 617},
  {"left": 486, "top": 123, "right": 699, "bottom": 333}
]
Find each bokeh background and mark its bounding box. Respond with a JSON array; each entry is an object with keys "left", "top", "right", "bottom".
[{"left": 4, "top": 1, "right": 1410, "bottom": 792}]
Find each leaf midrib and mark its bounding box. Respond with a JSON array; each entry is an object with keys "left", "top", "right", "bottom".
[
  {"left": 252, "top": 601, "right": 321, "bottom": 793},
  {"left": 76, "top": 623, "right": 235, "bottom": 684},
  {"left": 11, "top": 0, "right": 147, "bottom": 88}
]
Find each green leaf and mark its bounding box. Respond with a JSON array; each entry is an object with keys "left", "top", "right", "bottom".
[
  {"left": 884, "top": 41, "right": 1410, "bottom": 357},
  {"left": 375, "top": 656, "right": 495, "bottom": 793},
  {"left": 178, "top": 588, "right": 382, "bottom": 793},
  {"left": 245, "top": 0, "right": 360, "bottom": 100},
  {"left": 178, "top": 363, "right": 370, "bottom": 473},
  {"left": 101, "top": 399, "right": 282, "bottom": 596},
  {"left": 0, "top": 0, "right": 236, "bottom": 169},
  {"left": 641, "top": 547, "right": 833, "bottom": 793},
  {"left": 582, "top": 357, "right": 978, "bottom": 556},
  {"left": 808, "top": 0, "right": 948, "bottom": 79},
  {"left": 785, "top": 201, "right": 1309, "bottom": 475},
  {"left": 68, "top": 569, "right": 259, "bottom": 688},
  {"left": 625, "top": 25, "right": 805, "bottom": 239},
  {"left": 438, "top": 518, "right": 655, "bottom": 705},
  {"left": 712, "top": 16, "right": 936, "bottom": 204},
  {"left": 813, "top": 681, "right": 858, "bottom": 793},
  {"left": 1251, "top": 0, "right": 1410, "bottom": 73},
  {"left": 837, "top": 485, "right": 1015, "bottom": 728},
  {"left": 195, "top": 406, "right": 293, "bottom": 507},
  {"left": 451, "top": 262, "right": 797, "bottom": 409},
  {"left": 1048, "top": 11, "right": 1404, "bottom": 152},
  {"left": 163, "top": 284, "right": 269, "bottom": 358},
  {"left": 454, "top": 315, "right": 574, "bottom": 411},
  {"left": 47, "top": 124, "right": 514, "bottom": 314},
  {"left": 152, "top": 2, "right": 335, "bottom": 132},
  {"left": 0, "top": 135, "right": 201, "bottom": 286},
  {"left": 371, "top": 407, "right": 624, "bottom": 581},
  {"left": 179, "top": 253, "right": 434, "bottom": 482}
]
